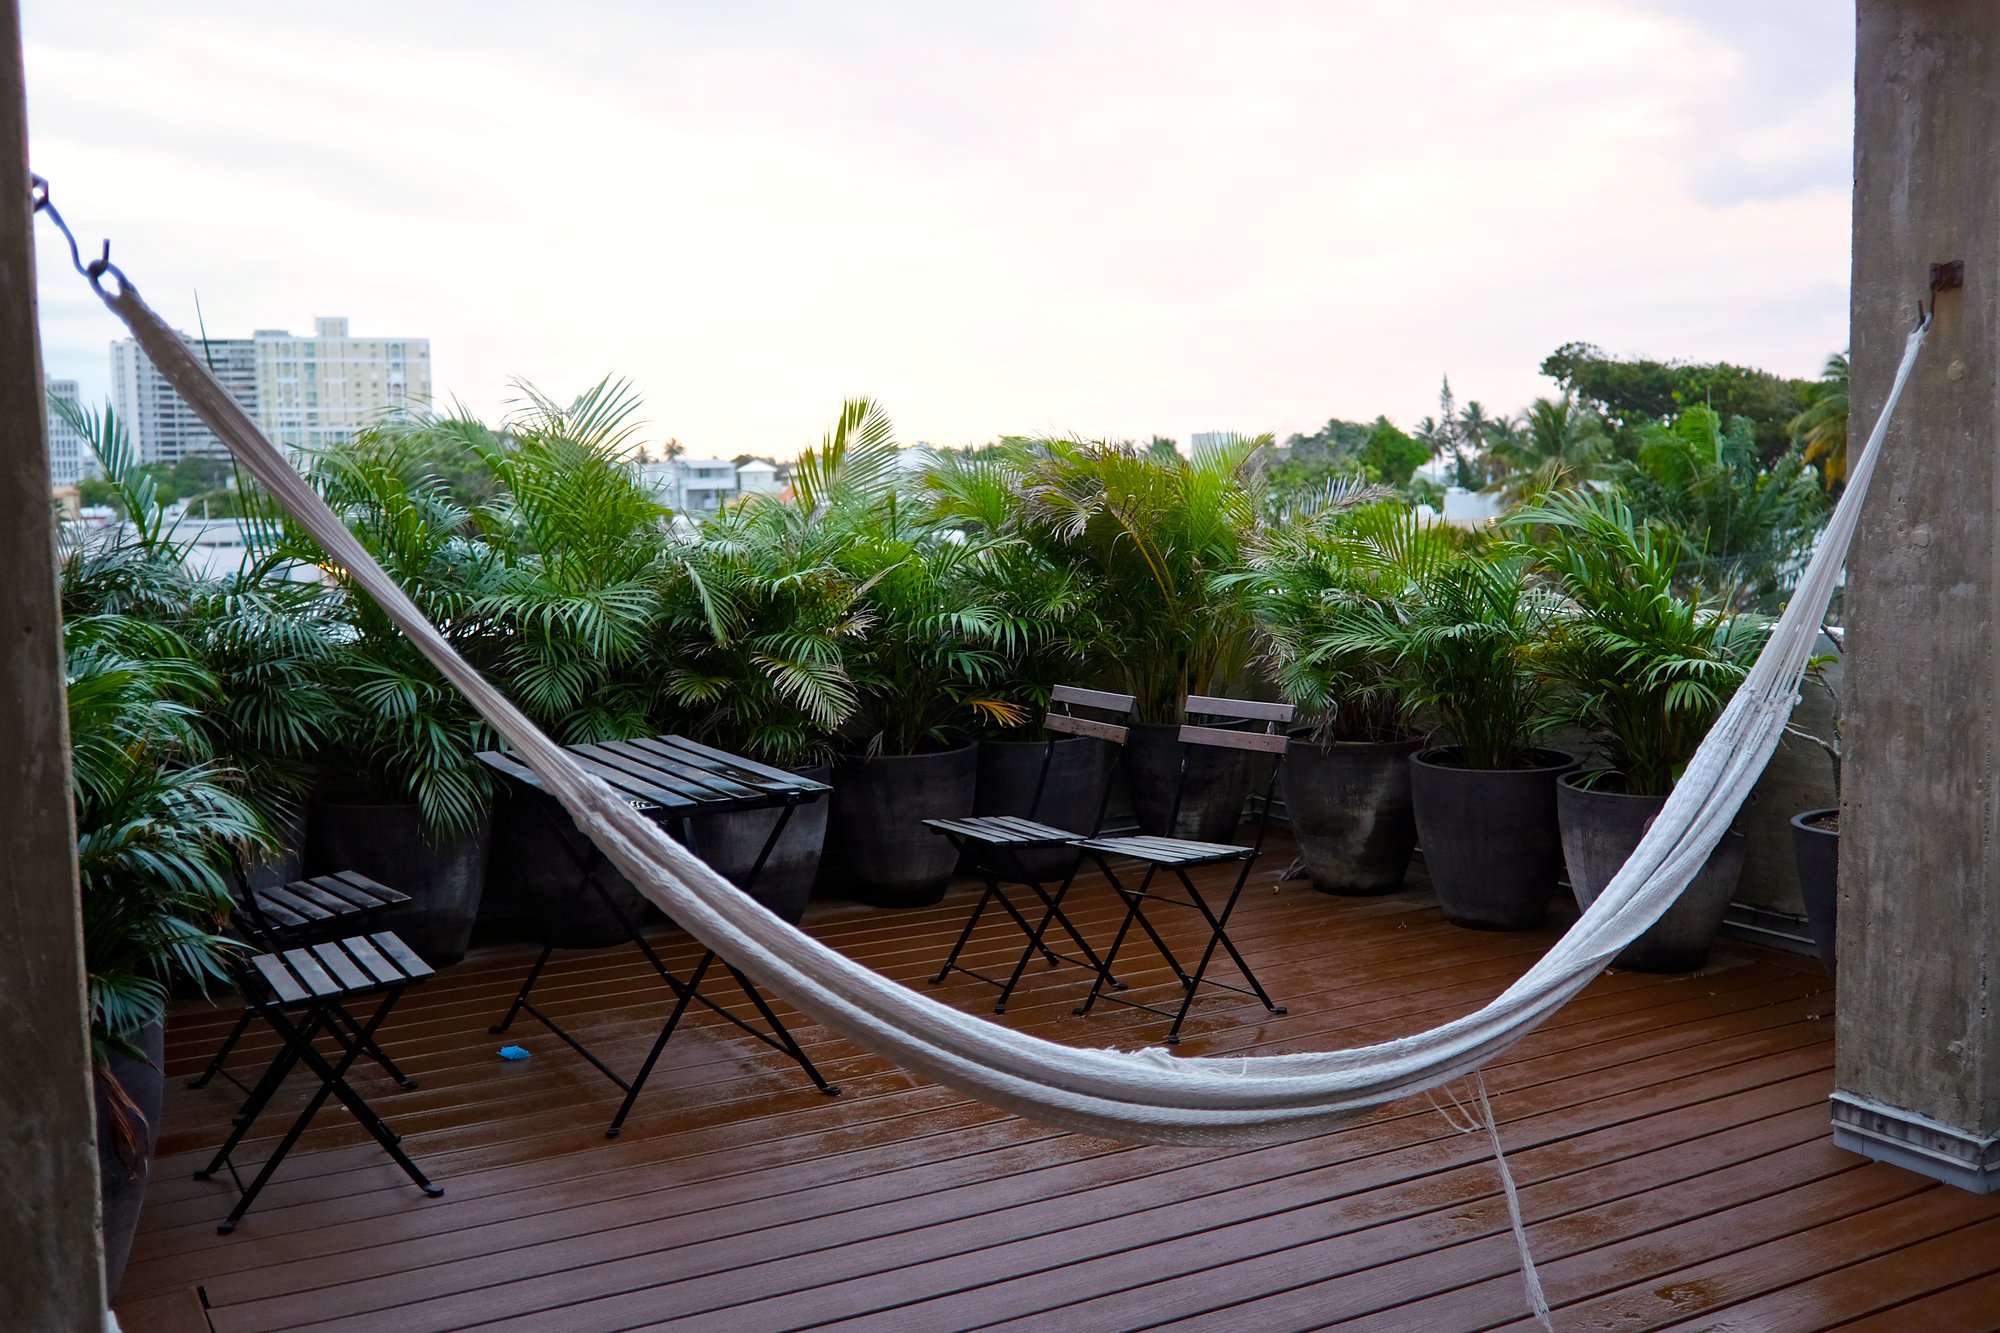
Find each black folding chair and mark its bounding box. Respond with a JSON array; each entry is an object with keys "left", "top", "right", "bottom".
[
  {"left": 195, "top": 932, "right": 442, "bottom": 1233},
  {"left": 925, "top": 686, "right": 1136, "bottom": 1012},
  {"left": 1070, "top": 695, "right": 1293, "bottom": 1044},
  {"left": 188, "top": 864, "right": 416, "bottom": 1096}
]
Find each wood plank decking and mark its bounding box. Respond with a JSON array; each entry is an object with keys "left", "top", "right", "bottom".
[{"left": 116, "top": 836, "right": 2000, "bottom": 1331}]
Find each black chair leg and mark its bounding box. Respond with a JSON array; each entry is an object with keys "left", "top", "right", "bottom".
[
  {"left": 724, "top": 959, "right": 839, "bottom": 1098},
  {"left": 187, "top": 1006, "right": 257, "bottom": 1089},
  {"left": 489, "top": 941, "right": 556, "bottom": 1035},
  {"left": 215, "top": 996, "right": 437, "bottom": 1234},
  {"left": 607, "top": 951, "right": 712, "bottom": 1139},
  {"left": 932, "top": 878, "right": 1002, "bottom": 984}
]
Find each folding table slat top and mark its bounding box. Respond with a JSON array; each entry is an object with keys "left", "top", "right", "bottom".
[{"left": 476, "top": 735, "right": 840, "bottom": 1137}]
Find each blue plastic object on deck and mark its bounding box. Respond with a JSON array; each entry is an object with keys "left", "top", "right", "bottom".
[{"left": 498, "top": 1045, "right": 531, "bottom": 1061}]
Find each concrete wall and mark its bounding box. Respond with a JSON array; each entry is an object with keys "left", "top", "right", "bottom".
[
  {"left": 0, "top": 0, "right": 110, "bottom": 1319},
  {"left": 1839, "top": 0, "right": 2000, "bottom": 1189}
]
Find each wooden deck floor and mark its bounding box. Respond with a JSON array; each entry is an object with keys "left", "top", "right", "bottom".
[{"left": 116, "top": 836, "right": 2000, "bottom": 1332}]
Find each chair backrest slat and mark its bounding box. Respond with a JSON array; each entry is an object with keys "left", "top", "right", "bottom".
[
  {"left": 1045, "top": 713, "right": 1129, "bottom": 744},
  {"left": 1185, "top": 695, "right": 1293, "bottom": 724},
  {"left": 1051, "top": 684, "right": 1137, "bottom": 712},
  {"left": 1177, "top": 723, "right": 1289, "bottom": 754}
]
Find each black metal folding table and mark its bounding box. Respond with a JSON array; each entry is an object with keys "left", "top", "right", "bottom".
[{"left": 476, "top": 735, "right": 839, "bottom": 1136}]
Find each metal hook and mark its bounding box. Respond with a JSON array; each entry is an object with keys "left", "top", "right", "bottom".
[{"left": 24, "top": 172, "right": 132, "bottom": 299}]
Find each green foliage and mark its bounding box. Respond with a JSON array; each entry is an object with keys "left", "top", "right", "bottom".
[
  {"left": 57, "top": 400, "right": 341, "bottom": 834},
  {"left": 65, "top": 613, "right": 262, "bottom": 1073},
  {"left": 1610, "top": 405, "right": 1826, "bottom": 609},
  {"left": 1486, "top": 393, "right": 1609, "bottom": 506},
  {"left": 654, "top": 405, "right": 883, "bottom": 767},
  {"left": 1013, "top": 432, "right": 1270, "bottom": 723},
  {"left": 472, "top": 379, "right": 671, "bottom": 743},
  {"left": 1513, "top": 490, "right": 1770, "bottom": 795},
  {"left": 1542, "top": 340, "right": 1814, "bottom": 465},
  {"left": 277, "top": 418, "right": 505, "bottom": 840},
  {"left": 1225, "top": 486, "right": 1451, "bottom": 743},
  {"left": 1317, "top": 541, "right": 1560, "bottom": 769},
  {"left": 923, "top": 446, "right": 1101, "bottom": 724},
  {"left": 1359, "top": 416, "right": 1429, "bottom": 487},
  {"left": 1790, "top": 352, "right": 1850, "bottom": 488}
]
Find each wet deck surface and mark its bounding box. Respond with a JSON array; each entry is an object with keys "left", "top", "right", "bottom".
[{"left": 116, "top": 835, "right": 2000, "bottom": 1331}]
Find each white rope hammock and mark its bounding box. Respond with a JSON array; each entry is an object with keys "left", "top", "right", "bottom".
[
  {"left": 89, "top": 271, "right": 1923, "bottom": 1137},
  {"left": 55, "top": 221, "right": 1925, "bottom": 1323}
]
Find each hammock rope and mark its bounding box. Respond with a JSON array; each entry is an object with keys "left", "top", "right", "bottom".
[{"left": 35, "top": 185, "right": 1926, "bottom": 1327}]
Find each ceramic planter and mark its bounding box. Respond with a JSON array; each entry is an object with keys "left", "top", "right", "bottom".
[
  {"left": 823, "top": 743, "right": 979, "bottom": 907},
  {"left": 1791, "top": 807, "right": 1840, "bottom": 979},
  {"left": 97, "top": 1019, "right": 164, "bottom": 1300},
  {"left": 306, "top": 801, "right": 491, "bottom": 966},
  {"left": 1409, "top": 747, "right": 1575, "bottom": 930},
  {"left": 1282, "top": 735, "right": 1422, "bottom": 894},
  {"left": 1558, "top": 772, "right": 1748, "bottom": 972},
  {"left": 1122, "top": 722, "right": 1250, "bottom": 843},
  {"left": 491, "top": 786, "right": 652, "bottom": 948},
  {"left": 971, "top": 736, "right": 1110, "bottom": 882},
  {"left": 688, "top": 762, "right": 834, "bottom": 927}
]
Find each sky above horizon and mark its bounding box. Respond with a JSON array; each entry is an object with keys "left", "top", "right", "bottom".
[{"left": 25, "top": 1, "right": 1854, "bottom": 458}]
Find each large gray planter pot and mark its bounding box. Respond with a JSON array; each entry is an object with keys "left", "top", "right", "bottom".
[
  {"left": 97, "top": 1019, "right": 164, "bottom": 1300},
  {"left": 972, "top": 736, "right": 1110, "bottom": 882},
  {"left": 1791, "top": 807, "right": 1840, "bottom": 980},
  {"left": 824, "top": 744, "right": 978, "bottom": 907},
  {"left": 491, "top": 787, "right": 651, "bottom": 949},
  {"left": 1283, "top": 735, "right": 1423, "bottom": 894},
  {"left": 307, "top": 801, "right": 491, "bottom": 967},
  {"left": 1122, "top": 722, "right": 1250, "bottom": 843},
  {"left": 1410, "top": 747, "right": 1575, "bottom": 930},
  {"left": 1559, "top": 772, "right": 1748, "bottom": 973},
  {"left": 688, "top": 762, "right": 833, "bottom": 927}
]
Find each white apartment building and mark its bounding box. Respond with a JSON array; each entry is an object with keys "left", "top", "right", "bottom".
[
  {"left": 735, "top": 459, "right": 781, "bottom": 496},
  {"left": 638, "top": 457, "right": 787, "bottom": 514},
  {"left": 45, "top": 377, "right": 95, "bottom": 488},
  {"left": 111, "top": 334, "right": 258, "bottom": 465},
  {"left": 110, "top": 316, "right": 432, "bottom": 463},
  {"left": 253, "top": 317, "right": 431, "bottom": 453}
]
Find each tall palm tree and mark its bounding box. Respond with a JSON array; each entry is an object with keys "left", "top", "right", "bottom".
[
  {"left": 1485, "top": 392, "right": 1609, "bottom": 506},
  {"left": 1789, "top": 352, "right": 1850, "bottom": 489}
]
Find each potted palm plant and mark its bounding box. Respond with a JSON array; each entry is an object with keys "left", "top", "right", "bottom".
[
  {"left": 1341, "top": 541, "right": 1572, "bottom": 928},
  {"left": 65, "top": 611, "right": 260, "bottom": 1298},
  {"left": 924, "top": 446, "right": 1106, "bottom": 878},
  {"left": 1522, "top": 491, "right": 1771, "bottom": 971},
  {"left": 282, "top": 422, "right": 503, "bottom": 967},
  {"left": 1016, "top": 434, "right": 1269, "bottom": 840},
  {"left": 1228, "top": 487, "right": 1445, "bottom": 893},
  {"left": 776, "top": 402, "right": 1023, "bottom": 906},
  {"left": 656, "top": 436, "right": 872, "bottom": 922},
  {"left": 470, "top": 381, "right": 674, "bottom": 945}
]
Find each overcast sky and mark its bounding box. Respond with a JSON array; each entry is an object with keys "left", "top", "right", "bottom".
[{"left": 24, "top": 1, "right": 1854, "bottom": 458}]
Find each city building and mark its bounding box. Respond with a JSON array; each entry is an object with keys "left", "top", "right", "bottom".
[
  {"left": 735, "top": 459, "right": 781, "bottom": 496},
  {"left": 252, "top": 317, "right": 431, "bottom": 453},
  {"left": 44, "top": 376, "right": 93, "bottom": 487},
  {"left": 109, "top": 315, "right": 431, "bottom": 463},
  {"left": 111, "top": 333, "right": 257, "bottom": 465},
  {"left": 637, "top": 457, "right": 789, "bottom": 514}
]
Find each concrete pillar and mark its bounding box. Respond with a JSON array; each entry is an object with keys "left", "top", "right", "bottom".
[
  {"left": 0, "top": 0, "right": 111, "bottom": 1321},
  {"left": 1838, "top": 0, "right": 2000, "bottom": 1192}
]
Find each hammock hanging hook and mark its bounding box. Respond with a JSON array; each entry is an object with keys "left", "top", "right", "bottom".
[{"left": 25, "top": 171, "right": 130, "bottom": 298}]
